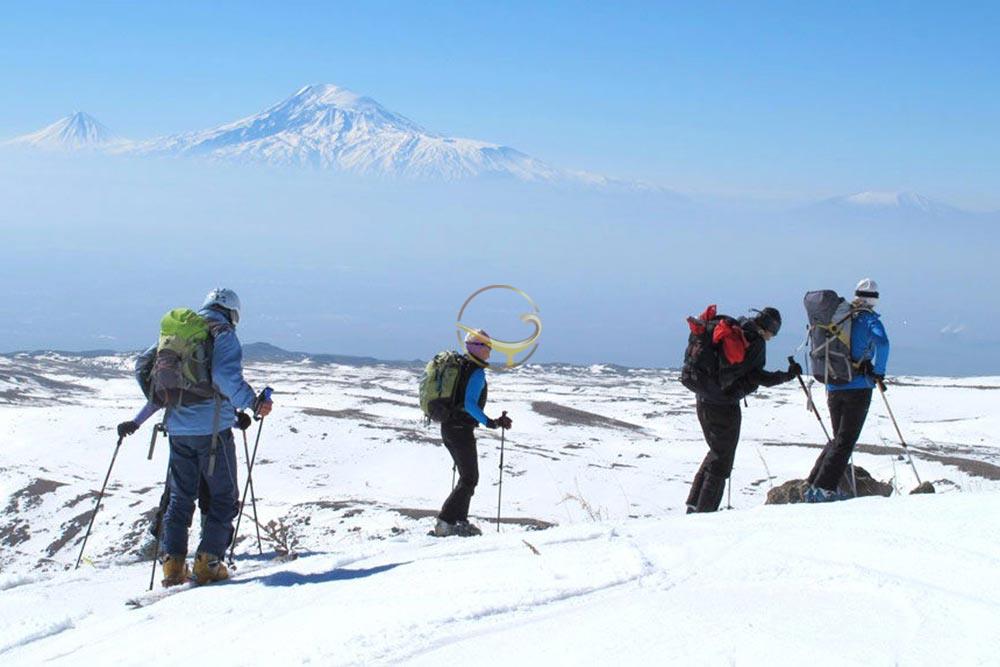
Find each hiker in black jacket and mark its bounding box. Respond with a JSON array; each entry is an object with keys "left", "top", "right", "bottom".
[{"left": 686, "top": 307, "right": 801, "bottom": 513}]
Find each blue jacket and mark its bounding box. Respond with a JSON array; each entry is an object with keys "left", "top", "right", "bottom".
[
  {"left": 463, "top": 366, "right": 489, "bottom": 426},
  {"left": 135, "top": 307, "right": 257, "bottom": 435},
  {"left": 828, "top": 310, "right": 890, "bottom": 392}
]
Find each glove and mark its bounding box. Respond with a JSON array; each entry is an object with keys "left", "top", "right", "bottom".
[
  {"left": 874, "top": 374, "right": 887, "bottom": 392},
  {"left": 857, "top": 359, "right": 874, "bottom": 376},
  {"left": 235, "top": 411, "right": 252, "bottom": 431},
  {"left": 787, "top": 360, "right": 803, "bottom": 377},
  {"left": 252, "top": 389, "right": 274, "bottom": 418},
  {"left": 496, "top": 414, "right": 513, "bottom": 430},
  {"left": 486, "top": 418, "right": 498, "bottom": 429},
  {"left": 117, "top": 421, "right": 138, "bottom": 439}
]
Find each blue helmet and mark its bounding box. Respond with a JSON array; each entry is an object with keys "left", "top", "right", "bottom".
[{"left": 202, "top": 288, "right": 241, "bottom": 324}]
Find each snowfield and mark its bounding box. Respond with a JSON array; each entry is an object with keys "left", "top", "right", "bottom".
[{"left": 1, "top": 353, "right": 998, "bottom": 665}]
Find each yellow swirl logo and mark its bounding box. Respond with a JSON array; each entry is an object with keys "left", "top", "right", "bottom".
[{"left": 456, "top": 285, "right": 542, "bottom": 369}]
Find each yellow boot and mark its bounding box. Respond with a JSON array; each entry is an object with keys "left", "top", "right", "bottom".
[
  {"left": 193, "top": 552, "right": 229, "bottom": 585},
  {"left": 161, "top": 554, "right": 190, "bottom": 587}
]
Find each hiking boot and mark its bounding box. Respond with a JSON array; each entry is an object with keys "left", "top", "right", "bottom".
[
  {"left": 161, "top": 554, "right": 190, "bottom": 587},
  {"left": 193, "top": 552, "right": 229, "bottom": 585},
  {"left": 455, "top": 520, "right": 482, "bottom": 536},
  {"left": 433, "top": 518, "right": 458, "bottom": 537},
  {"left": 805, "top": 486, "right": 837, "bottom": 503}
]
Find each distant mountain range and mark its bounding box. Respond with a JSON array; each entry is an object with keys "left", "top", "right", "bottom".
[{"left": 3, "top": 84, "right": 646, "bottom": 189}]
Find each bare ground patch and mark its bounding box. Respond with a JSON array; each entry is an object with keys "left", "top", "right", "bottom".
[{"left": 532, "top": 401, "right": 646, "bottom": 432}]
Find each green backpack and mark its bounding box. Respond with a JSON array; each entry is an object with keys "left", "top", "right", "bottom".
[
  {"left": 149, "top": 308, "right": 221, "bottom": 406},
  {"left": 419, "top": 351, "right": 467, "bottom": 422}
]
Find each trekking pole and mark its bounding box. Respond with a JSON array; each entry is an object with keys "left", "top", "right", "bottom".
[
  {"left": 789, "top": 356, "right": 832, "bottom": 444},
  {"left": 75, "top": 436, "right": 124, "bottom": 569},
  {"left": 241, "top": 428, "right": 263, "bottom": 555},
  {"left": 149, "top": 467, "right": 171, "bottom": 591},
  {"left": 496, "top": 411, "right": 508, "bottom": 533},
  {"left": 229, "top": 387, "right": 272, "bottom": 566},
  {"left": 876, "top": 381, "right": 922, "bottom": 484}
]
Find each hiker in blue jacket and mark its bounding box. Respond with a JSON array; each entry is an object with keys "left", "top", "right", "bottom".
[
  {"left": 118, "top": 288, "right": 273, "bottom": 585},
  {"left": 434, "top": 329, "right": 512, "bottom": 537},
  {"left": 806, "top": 279, "right": 890, "bottom": 502}
]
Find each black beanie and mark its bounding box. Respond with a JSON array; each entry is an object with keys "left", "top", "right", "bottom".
[{"left": 753, "top": 307, "right": 782, "bottom": 335}]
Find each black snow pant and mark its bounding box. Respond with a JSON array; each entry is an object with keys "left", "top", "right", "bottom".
[
  {"left": 438, "top": 422, "right": 480, "bottom": 524},
  {"left": 808, "top": 388, "right": 873, "bottom": 491},
  {"left": 686, "top": 399, "right": 742, "bottom": 513}
]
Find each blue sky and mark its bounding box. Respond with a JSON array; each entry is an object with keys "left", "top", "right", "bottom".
[
  {"left": 1, "top": 1, "right": 998, "bottom": 209},
  {"left": 1, "top": 2, "right": 998, "bottom": 374}
]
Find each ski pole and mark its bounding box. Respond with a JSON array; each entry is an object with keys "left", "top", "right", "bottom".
[
  {"left": 876, "top": 381, "right": 922, "bottom": 484},
  {"left": 149, "top": 467, "right": 171, "bottom": 591},
  {"left": 75, "top": 435, "right": 124, "bottom": 569},
  {"left": 229, "top": 387, "right": 272, "bottom": 566},
  {"left": 451, "top": 463, "right": 457, "bottom": 492},
  {"left": 496, "top": 411, "right": 507, "bottom": 533},
  {"left": 241, "top": 427, "right": 263, "bottom": 555}
]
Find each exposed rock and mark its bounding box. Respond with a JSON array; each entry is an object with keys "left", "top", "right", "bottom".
[
  {"left": 910, "top": 481, "right": 936, "bottom": 494},
  {"left": 765, "top": 466, "right": 892, "bottom": 505}
]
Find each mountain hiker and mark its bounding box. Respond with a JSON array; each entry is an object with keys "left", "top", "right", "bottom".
[
  {"left": 681, "top": 306, "right": 800, "bottom": 513},
  {"left": 804, "top": 279, "right": 890, "bottom": 502},
  {"left": 118, "top": 288, "right": 272, "bottom": 586},
  {"left": 423, "top": 330, "right": 512, "bottom": 537}
]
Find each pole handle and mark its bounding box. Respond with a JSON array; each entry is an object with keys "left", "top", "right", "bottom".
[{"left": 254, "top": 386, "right": 274, "bottom": 420}]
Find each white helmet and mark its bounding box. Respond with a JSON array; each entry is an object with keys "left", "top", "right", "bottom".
[
  {"left": 855, "top": 278, "right": 879, "bottom": 308},
  {"left": 202, "top": 288, "right": 242, "bottom": 324}
]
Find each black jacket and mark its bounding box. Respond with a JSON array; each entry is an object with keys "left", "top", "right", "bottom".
[{"left": 704, "top": 320, "right": 790, "bottom": 404}]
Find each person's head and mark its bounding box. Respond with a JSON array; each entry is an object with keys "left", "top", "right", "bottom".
[
  {"left": 854, "top": 278, "right": 879, "bottom": 309},
  {"left": 751, "top": 307, "right": 782, "bottom": 341},
  {"left": 465, "top": 329, "right": 492, "bottom": 363},
  {"left": 202, "top": 288, "right": 241, "bottom": 325}
]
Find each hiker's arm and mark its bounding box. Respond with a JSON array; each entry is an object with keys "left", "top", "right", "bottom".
[
  {"left": 869, "top": 318, "right": 890, "bottom": 376},
  {"left": 744, "top": 344, "right": 792, "bottom": 387},
  {"left": 463, "top": 368, "right": 489, "bottom": 426},
  {"left": 132, "top": 401, "right": 160, "bottom": 426},
  {"left": 749, "top": 367, "right": 792, "bottom": 387},
  {"left": 210, "top": 328, "right": 257, "bottom": 410}
]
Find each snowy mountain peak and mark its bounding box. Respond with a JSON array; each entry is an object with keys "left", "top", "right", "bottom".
[
  {"left": 842, "top": 190, "right": 933, "bottom": 210},
  {"left": 820, "top": 189, "right": 963, "bottom": 219},
  {"left": 133, "top": 82, "right": 573, "bottom": 181},
  {"left": 6, "top": 111, "right": 118, "bottom": 150},
  {"left": 290, "top": 83, "right": 382, "bottom": 112}
]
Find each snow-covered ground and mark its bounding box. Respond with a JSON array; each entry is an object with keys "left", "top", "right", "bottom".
[{"left": 1, "top": 353, "right": 998, "bottom": 665}]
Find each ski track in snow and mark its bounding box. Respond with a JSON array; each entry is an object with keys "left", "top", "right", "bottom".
[{"left": 1, "top": 354, "right": 999, "bottom": 664}]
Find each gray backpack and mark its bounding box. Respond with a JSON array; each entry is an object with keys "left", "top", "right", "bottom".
[{"left": 804, "top": 290, "right": 871, "bottom": 384}]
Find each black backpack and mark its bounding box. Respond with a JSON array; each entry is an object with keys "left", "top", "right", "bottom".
[{"left": 681, "top": 305, "right": 748, "bottom": 397}]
